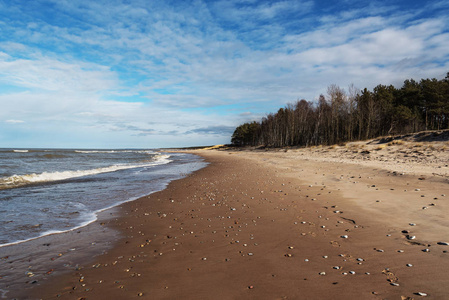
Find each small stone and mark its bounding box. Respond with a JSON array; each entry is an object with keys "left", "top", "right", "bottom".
[
  {"left": 422, "top": 248, "right": 430, "bottom": 252},
  {"left": 409, "top": 223, "right": 416, "bottom": 226},
  {"left": 349, "top": 271, "right": 355, "bottom": 275},
  {"left": 202, "top": 257, "right": 207, "bottom": 260},
  {"left": 340, "top": 235, "right": 349, "bottom": 239}
]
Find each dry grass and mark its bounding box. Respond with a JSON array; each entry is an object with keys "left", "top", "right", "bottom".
[
  {"left": 388, "top": 140, "right": 405, "bottom": 146},
  {"left": 375, "top": 145, "right": 387, "bottom": 151}
]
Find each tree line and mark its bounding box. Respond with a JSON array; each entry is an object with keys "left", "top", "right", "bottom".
[{"left": 231, "top": 73, "right": 449, "bottom": 147}]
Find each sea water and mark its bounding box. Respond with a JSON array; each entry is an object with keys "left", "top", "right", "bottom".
[{"left": 0, "top": 149, "right": 207, "bottom": 246}]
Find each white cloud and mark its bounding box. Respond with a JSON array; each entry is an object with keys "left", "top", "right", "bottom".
[{"left": 5, "top": 119, "right": 25, "bottom": 124}]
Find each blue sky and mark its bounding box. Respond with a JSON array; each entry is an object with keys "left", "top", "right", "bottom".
[{"left": 0, "top": 0, "right": 448, "bottom": 148}]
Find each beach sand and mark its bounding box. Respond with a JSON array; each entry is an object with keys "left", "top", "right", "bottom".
[{"left": 6, "top": 135, "right": 449, "bottom": 299}]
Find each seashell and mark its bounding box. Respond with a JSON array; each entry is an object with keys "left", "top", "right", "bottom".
[
  {"left": 377, "top": 249, "right": 384, "bottom": 252},
  {"left": 390, "top": 282, "right": 400, "bottom": 286},
  {"left": 406, "top": 235, "right": 416, "bottom": 240},
  {"left": 437, "top": 242, "right": 449, "bottom": 246},
  {"left": 349, "top": 271, "right": 355, "bottom": 275},
  {"left": 319, "top": 272, "right": 326, "bottom": 276},
  {"left": 422, "top": 248, "right": 430, "bottom": 252},
  {"left": 356, "top": 258, "right": 364, "bottom": 261},
  {"left": 415, "top": 292, "right": 427, "bottom": 296},
  {"left": 409, "top": 223, "right": 416, "bottom": 226},
  {"left": 406, "top": 264, "right": 413, "bottom": 267},
  {"left": 333, "top": 266, "right": 341, "bottom": 270},
  {"left": 397, "top": 250, "right": 404, "bottom": 253},
  {"left": 341, "top": 235, "right": 349, "bottom": 239}
]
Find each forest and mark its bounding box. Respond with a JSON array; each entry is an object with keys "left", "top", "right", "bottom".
[{"left": 231, "top": 73, "right": 449, "bottom": 147}]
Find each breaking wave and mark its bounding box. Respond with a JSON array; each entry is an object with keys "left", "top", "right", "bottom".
[{"left": 0, "top": 154, "right": 171, "bottom": 190}]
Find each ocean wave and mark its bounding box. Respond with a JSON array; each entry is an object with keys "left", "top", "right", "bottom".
[
  {"left": 0, "top": 154, "right": 171, "bottom": 190},
  {"left": 13, "top": 150, "right": 29, "bottom": 153},
  {"left": 74, "top": 150, "right": 155, "bottom": 154}
]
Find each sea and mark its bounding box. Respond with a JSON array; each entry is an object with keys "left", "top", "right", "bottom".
[{"left": 0, "top": 148, "right": 207, "bottom": 247}]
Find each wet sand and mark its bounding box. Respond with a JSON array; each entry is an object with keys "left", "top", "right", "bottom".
[{"left": 6, "top": 141, "right": 449, "bottom": 299}]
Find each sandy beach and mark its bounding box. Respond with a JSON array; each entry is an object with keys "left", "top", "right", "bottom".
[{"left": 5, "top": 133, "right": 449, "bottom": 299}]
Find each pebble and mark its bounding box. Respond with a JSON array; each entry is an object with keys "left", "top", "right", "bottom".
[
  {"left": 409, "top": 223, "right": 416, "bottom": 226},
  {"left": 422, "top": 249, "right": 430, "bottom": 252},
  {"left": 406, "top": 264, "right": 413, "bottom": 267},
  {"left": 340, "top": 235, "right": 349, "bottom": 239}
]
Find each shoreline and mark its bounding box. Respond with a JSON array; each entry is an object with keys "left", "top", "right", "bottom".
[
  {"left": 0, "top": 153, "right": 207, "bottom": 299},
  {"left": 7, "top": 147, "right": 449, "bottom": 299}
]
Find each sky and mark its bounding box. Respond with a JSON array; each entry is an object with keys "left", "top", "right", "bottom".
[{"left": 0, "top": 0, "right": 448, "bottom": 149}]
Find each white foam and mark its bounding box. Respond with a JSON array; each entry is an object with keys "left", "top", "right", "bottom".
[
  {"left": 13, "top": 150, "right": 28, "bottom": 153},
  {"left": 0, "top": 154, "right": 171, "bottom": 190}
]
